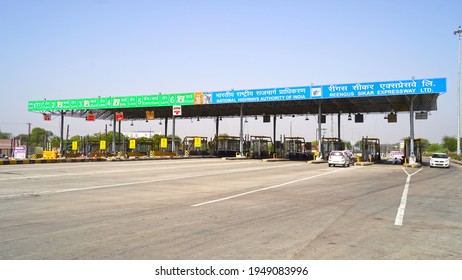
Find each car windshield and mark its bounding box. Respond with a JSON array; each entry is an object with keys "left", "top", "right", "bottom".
[
  {"left": 432, "top": 154, "right": 448, "bottom": 159},
  {"left": 331, "top": 152, "right": 343, "bottom": 156}
]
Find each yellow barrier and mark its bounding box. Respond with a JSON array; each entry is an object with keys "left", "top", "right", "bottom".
[{"left": 43, "top": 150, "right": 58, "bottom": 159}]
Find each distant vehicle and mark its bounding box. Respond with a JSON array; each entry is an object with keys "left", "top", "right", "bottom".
[
  {"left": 328, "top": 151, "right": 350, "bottom": 167},
  {"left": 429, "top": 153, "right": 450, "bottom": 168},
  {"left": 342, "top": 150, "right": 352, "bottom": 158}
]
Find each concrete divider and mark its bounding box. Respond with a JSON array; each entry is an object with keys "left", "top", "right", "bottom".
[{"left": 0, "top": 158, "right": 107, "bottom": 165}]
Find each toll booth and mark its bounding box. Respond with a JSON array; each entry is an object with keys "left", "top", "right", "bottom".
[
  {"left": 85, "top": 140, "right": 112, "bottom": 157},
  {"left": 215, "top": 135, "right": 241, "bottom": 157},
  {"left": 249, "top": 136, "right": 272, "bottom": 158},
  {"left": 360, "top": 137, "right": 381, "bottom": 162},
  {"left": 183, "top": 136, "right": 209, "bottom": 156},
  {"left": 274, "top": 141, "right": 283, "bottom": 158},
  {"left": 83, "top": 139, "right": 128, "bottom": 157},
  {"left": 320, "top": 137, "right": 344, "bottom": 159},
  {"left": 404, "top": 138, "right": 422, "bottom": 163},
  {"left": 137, "top": 140, "right": 153, "bottom": 154},
  {"left": 155, "top": 137, "right": 181, "bottom": 153},
  {"left": 283, "top": 136, "right": 313, "bottom": 160}
]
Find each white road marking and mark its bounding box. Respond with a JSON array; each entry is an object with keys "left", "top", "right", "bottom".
[
  {"left": 0, "top": 163, "right": 301, "bottom": 199},
  {"left": 394, "top": 167, "right": 423, "bottom": 226},
  {"left": 0, "top": 160, "right": 257, "bottom": 181},
  {"left": 192, "top": 168, "right": 346, "bottom": 207}
]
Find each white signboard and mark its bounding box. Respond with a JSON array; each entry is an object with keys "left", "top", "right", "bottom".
[
  {"left": 14, "top": 146, "right": 26, "bottom": 159},
  {"left": 172, "top": 105, "right": 182, "bottom": 116}
]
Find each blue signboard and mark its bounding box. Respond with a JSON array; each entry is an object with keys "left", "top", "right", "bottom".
[
  {"left": 210, "top": 86, "right": 310, "bottom": 104},
  {"left": 319, "top": 77, "right": 446, "bottom": 99},
  {"left": 209, "top": 77, "right": 446, "bottom": 104}
]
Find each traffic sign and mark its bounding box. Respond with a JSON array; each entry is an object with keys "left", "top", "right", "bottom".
[
  {"left": 129, "top": 139, "right": 136, "bottom": 149},
  {"left": 116, "top": 112, "right": 124, "bottom": 121},
  {"left": 72, "top": 141, "right": 78, "bottom": 151},
  {"left": 100, "top": 140, "right": 106, "bottom": 150},
  {"left": 173, "top": 106, "right": 182, "bottom": 116},
  {"left": 194, "top": 137, "right": 202, "bottom": 148},
  {"left": 160, "top": 138, "right": 168, "bottom": 149}
]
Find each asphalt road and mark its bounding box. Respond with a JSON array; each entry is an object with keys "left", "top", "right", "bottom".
[{"left": 0, "top": 158, "right": 461, "bottom": 260}]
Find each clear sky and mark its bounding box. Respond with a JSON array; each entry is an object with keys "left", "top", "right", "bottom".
[{"left": 1, "top": 0, "right": 461, "bottom": 144}]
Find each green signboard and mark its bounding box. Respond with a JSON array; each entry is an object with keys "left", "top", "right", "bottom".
[{"left": 28, "top": 93, "right": 195, "bottom": 111}]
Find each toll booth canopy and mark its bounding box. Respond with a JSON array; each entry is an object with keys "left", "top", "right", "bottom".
[{"left": 27, "top": 77, "right": 446, "bottom": 158}]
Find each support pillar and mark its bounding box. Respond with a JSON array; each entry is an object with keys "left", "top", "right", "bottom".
[
  {"left": 112, "top": 114, "right": 116, "bottom": 154},
  {"left": 59, "top": 112, "right": 65, "bottom": 156},
  {"left": 273, "top": 115, "right": 277, "bottom": 154},
  {"left": 239, "top": 105, "right": 244, "bottom": 156},
  {"left": 215, "top": 117, "right": 220, "bottom": 138},
  {"left": 409, "top": 96, "right": 416, "bottom": 164},
  {"left": 164, "top": 117, "right": 168, "bottom": 137},
  {"left": 118, "top": 120, "right": 122, "bottom": 153},
  {"left": 338, "top": 113, "right": 341, "bottom": 149},
  {"left": 172, "top": 116, "right": 176, "bottom": 153},
  {"left": 26, "top": 122, "right": 31, "bottom": 158},
  {"left": 215, "top": 117, "right": 220, "bottom": 155},
  {"left": 317, "top": 102, "right": 322, "bottom": 160}
]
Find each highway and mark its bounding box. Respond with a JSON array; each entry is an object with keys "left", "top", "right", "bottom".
[{"left": 0, "top": 158, "right": 461, "bottom": 259}]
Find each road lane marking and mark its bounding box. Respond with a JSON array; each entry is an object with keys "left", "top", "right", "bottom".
[
  {"left": 0, "top": 161, "right": 258, "bottom": 181},
  {"left": 394, "top": 167, "right": 423, "bottom": 226},
  {"left": 192, "top": 168, "right": 347, "bottom": 207},
  {"left": 0, "top": 163, "right": 302, "bottom": 199}
]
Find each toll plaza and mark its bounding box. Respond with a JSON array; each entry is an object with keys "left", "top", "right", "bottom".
[{"left": 27, "top": 77, "right": 446, "bottom": 165}]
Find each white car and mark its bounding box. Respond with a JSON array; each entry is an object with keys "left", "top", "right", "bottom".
[
  {"left": 429, "top": 153, "right": 450, "bottom": 168},
  {"left": 328, "top": 151, "right": 350, "bottom": 167}
]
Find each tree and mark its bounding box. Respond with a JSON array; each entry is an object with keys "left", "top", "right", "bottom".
[
  {"left": 343, "top": 140, "right": 352, "bottom": 150},
  {"left": 426, "top": 143, "right": 444, "bottom": 153},
  {"left": 0, "top": 131, "right": 11, "bottom": 139},
  {"left": 50, "top": 136, "right": 61, "bottom": 149},
  {"left": 442, "top": 136, "right": 457, "bottom": 152},
  {"left": 70, "top": 135, "right": 81, "bottom": 141},
  {"left": 419, "top": 138, "right": 430, "bottom": 151},
  {"left": 29, "top": 127, "right": 53, "bottom": 148}
]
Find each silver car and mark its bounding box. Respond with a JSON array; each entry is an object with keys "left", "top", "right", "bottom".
[{"left": 328, "top": 151, "right": 351, "bottom": 167}]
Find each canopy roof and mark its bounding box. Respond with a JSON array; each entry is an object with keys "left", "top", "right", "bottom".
[{"left": 28, "top": 77, "right": 446, "bottom": 120}]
